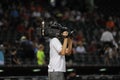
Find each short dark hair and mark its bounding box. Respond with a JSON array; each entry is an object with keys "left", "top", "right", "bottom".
[{"left": 11, "top": 47, "right": 17, "bottom": 52}]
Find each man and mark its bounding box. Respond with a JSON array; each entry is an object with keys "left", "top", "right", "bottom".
[
  {"left": 100, "top": 28, "right": 114, "bottom": 48},
  {"left": 11, "top": 47, "right": 21, "bottom": 65},
  {"left": 48, "top": 29, "right": 72, "bottom": 80},
  {"left": 0, "top": 45, "right": 4, "bottom": 65},
  {"left": 36, "top": 44, "right": 45, "bottom": 65}
]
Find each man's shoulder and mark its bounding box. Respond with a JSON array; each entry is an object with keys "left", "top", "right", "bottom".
[
  {"left": 103, "top": 31, "right": 112, "bottom": 35},
  {"left": 51, "top": 37, "right": 59, "bottom": 41}
]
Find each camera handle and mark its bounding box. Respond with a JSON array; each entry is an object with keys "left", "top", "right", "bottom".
[{"left": 42, "top": 21, "right": 45, "bottom": 36}]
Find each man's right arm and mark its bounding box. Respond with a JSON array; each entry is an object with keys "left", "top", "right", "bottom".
[
  {"left": 60, "top": 38, "right": 68, "bottom": 55},
  {"left": 67, "top": 37, "right": 73, "bottom": 55},
  {"left": 59, "top": 31, "right": 73, "bottom": 55}
]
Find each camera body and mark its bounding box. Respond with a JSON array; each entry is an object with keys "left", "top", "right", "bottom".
[{"left": 42, "top": 21, "right": 75, "bottom": 38}]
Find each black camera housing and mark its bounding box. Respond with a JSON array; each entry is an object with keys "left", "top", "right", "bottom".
[{"left": 43, "top": 21, "right": 75, "bottom": 38}]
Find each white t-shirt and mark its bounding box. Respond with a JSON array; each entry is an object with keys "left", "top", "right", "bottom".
[
  {"left": 100, "top": 31, "right": 114, "bottom": 42},
  {"left": 48, "top": 38, "right": 66, "bottom": 72},
  {"left": 76, "top": 46, "right": 86, "bottom": 54}
]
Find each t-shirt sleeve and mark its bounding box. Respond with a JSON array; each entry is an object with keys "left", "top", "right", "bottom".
[{"left": 52, "top": 38, "right": 62, "bottom": 53}]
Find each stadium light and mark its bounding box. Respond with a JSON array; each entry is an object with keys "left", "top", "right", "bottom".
[
  {"left": 67, "top": 68, "right": 74, "bottom": 72},
  {"left": 32, "top": 69, "right": 41, "bottom": 72},
  {"left": 99, "top": 68, "right": 107, "bottom": 72},
  {"left": 0, "top": 69, "right": 4, "bottom": 72}
]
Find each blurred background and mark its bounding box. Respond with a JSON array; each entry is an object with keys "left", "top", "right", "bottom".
[{"left": 0, "top": 0, "right": 120, "bottom": 80}]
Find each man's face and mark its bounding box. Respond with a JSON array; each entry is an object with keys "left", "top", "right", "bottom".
[{"left": 62, "top": 31, "right": 68, "bottom": 37}]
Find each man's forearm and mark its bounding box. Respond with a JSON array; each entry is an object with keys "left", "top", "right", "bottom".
[
  {"left": 60, "top": 38, "right": 68, "bottom": 55},
  {"left": 67, "top": 38, "right": 73, "bottom": 54}
]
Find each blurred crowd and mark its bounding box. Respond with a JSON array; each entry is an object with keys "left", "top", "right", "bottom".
[{"left": 0, "top": 0, "right": 120, "bottom": 66}]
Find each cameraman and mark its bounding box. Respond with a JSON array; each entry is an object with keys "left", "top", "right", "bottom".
[{"left": 48, "top": 30, "right": 72, "bottom": 80}]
